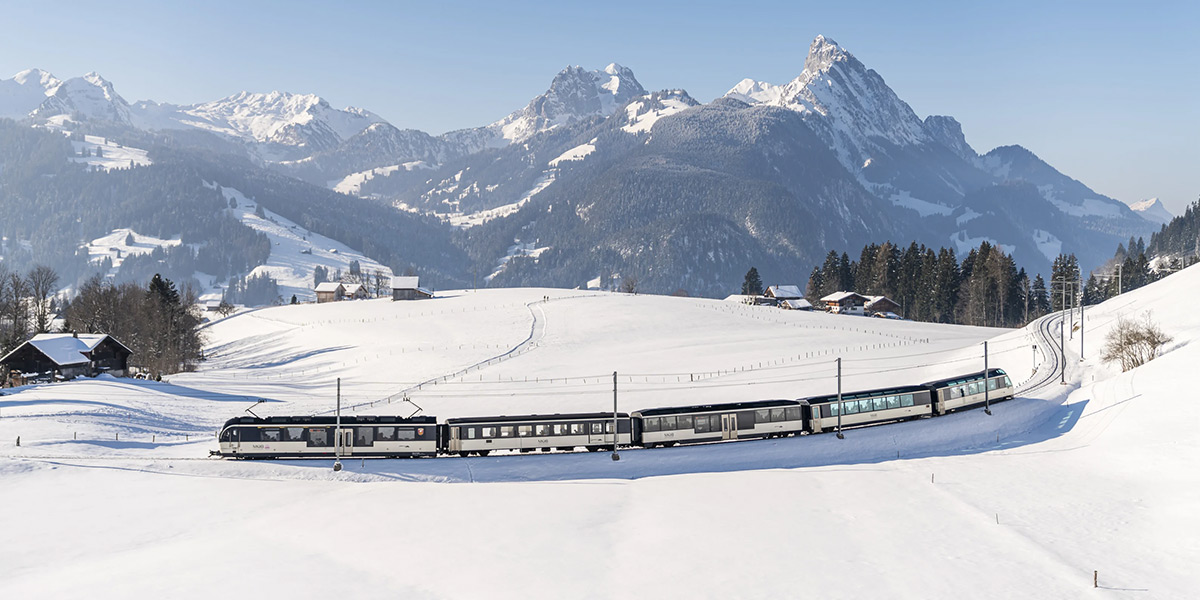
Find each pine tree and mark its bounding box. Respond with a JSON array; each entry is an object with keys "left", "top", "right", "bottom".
[{"left": 741, "top": 267, "right": 763, "bottom": 296}]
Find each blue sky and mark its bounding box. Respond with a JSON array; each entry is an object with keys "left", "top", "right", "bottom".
[{"left": 2, "top": 0, "right": 1196, "bottom": 214}]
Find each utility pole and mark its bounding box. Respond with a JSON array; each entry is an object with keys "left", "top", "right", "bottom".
[
  {"left": 611, "top": 371, "right": 620, "bottom": 461},
  {"left": 1116, "top": 263, "right": 1123, "bottom": 295},
  {"left": 1032, "top": 344, "right": 1038, "bottom": 377},
  {"left": 333, "top": 377, "right": 342, "bottom": 472},
  {"left": 1080, "top": 276, "right": 1085, "bottom": 361},
  {"left": 983, "top": 341, "right": 991, "bottom": 415},
  {"left": 836, "top": 357, "right": 844, "bottom": 439}
]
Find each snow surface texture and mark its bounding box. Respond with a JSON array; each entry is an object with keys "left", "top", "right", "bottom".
[{"left": 2, "top": 263, "right": 1200, "bottom": 596}]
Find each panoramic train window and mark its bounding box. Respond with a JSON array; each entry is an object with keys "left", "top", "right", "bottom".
[
  {"left": 262, "top": 428, "right": 281, "bottom": 442},
  {"left": 662, "top": 416, "right": 677, "bottom": 430},
  {"left": 500, "top": 426, "right": 514, "bottom": 438},
  {"left": 535, "top": 424, "right": 550, "bottom": 436},
  {"left": 696, "top": 417, "right": 710, "bottom": 432},
  {"left": 355, "top": 428, "right": 374, "bottom": 445},
  {"left": 397, "top": 428, "right": 416, "bottom": 440},
  {"left": 284, "top": 427, "right": 305, "bottom": 442},
  {"left": 770, "top": 408, "right": 786, "bottom": 422},
  {"left": 988, "top": 379, "right": 997, "bottom": 391},
  {"left": 756, "top": 409, "right": 770, "bottom": 423},
  {"left": 644, "top": 418, "right": 660, "bottom": 432},
  {"left": 377, "top": 427, "right": 396, "bottom": 441},
  {"left": 519, "top": 425, "right": 533, "bottom": 437},
  {"left": 678, "top": 415, "right": 693, "bottom": 429},
  {"left": 901, "top": 394, "right": 914, "bottom": 407},
  {"left": 309, "top": 429, "right": 328, "bottom": 446}
]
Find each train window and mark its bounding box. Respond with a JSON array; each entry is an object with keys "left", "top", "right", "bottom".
[
  {"left": 500, "top": 426, "right": 514, "bottom": 438},
  {"left": 770, "top": 408, "right": 786, "bottom": 422},
  {"left": 988, "top": 379, "right": 997, "bottom": 391},
  {"left": 785, "top": 406, "right": 801, "bottom": 421},
  {"left": 844, "top": 401, "right": 859, "bottom": 415},
  {"left": 355, "top": 427, "right": 374, "bottom": 446},
  {"left": 955, "top": 386, "right": 966, "bottom": 398},
  {"left": 756, "top": 409, "right": 770, "bottom": 423},
  {"left": 284, "top": 427, "right": 305, "bottom": 442},
  {"left": 535, "top": 424, "right": 551, "bottom": 436},
  {"left": 828, "top": 403, "right": 839, "bottom": 417},
  {"left": 662, "top": 416, "right": 677, "bottom": 430},
  {"left": 901, "top": 394, "right": 914, "bottom": 407},
  {"left": 605, "top": 422, "right": 614, "bottom": 433},
  {"left": 870, "top": 397, "right": 884, "bottom": 411},
  {"left": 377, "top": 427, "right": 396, "bottom": 441},
  {"left": 644, "top": 418, "right": 660, "bottom": 432},
  {"left": 309, "top": 429, "right": 328, "bottom": 446},
  {"left": 397, "top": 428, "right": 416, "bottom": 441},
  {"left": 710, "top": 415, "right": 722, "bottom": 429},
  {"left": 515, "top": 425, "right": 529, "bottom": 437},
  {"left": 262, "top": 428, "right": 281, "bottom": 442},
  {"left": 591, "top": 422, "right": 603, "bottom": 434},
  {"left": 570, "top": 423, "right": 585, "bottom": 435},
  {"left": 886, "top": 396, "right": 900, "bottom": 409},
  {"left": 1004, "top": 376, "right": 1012, "bottom": 387},
  {"left": 695, "top": 417, "right": 709, "bottom": 433},
  {"left": 480, "top": 427, "right": 495, "bottom": 438},
  {"left": 853, "top": 399, "right": 868, "bottom": 413},
  {"left": 466, "top": 427, "right": 477, "bottom": 440},
  {"left": 553, "top": 424, "right": 565, "bottom": 435},
  {"left": 678, "top": 415, "right": 693, "bottom": 429}
]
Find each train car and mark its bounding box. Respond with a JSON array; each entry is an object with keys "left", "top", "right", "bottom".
[
  {"left": 216, "top": 415, "right": 438, "bottom": 458},
  {"left": 923, "top": 368, "right": 1014, "bottom": 415},
  {"left": 632, "top": 399, "right": 804, "bottom": 447},
  {"left": 804, "top": 385, "right": 932, "bottom": 433},
  {"left": 443, "top": 413, "right": 632, "bottom": 456}
]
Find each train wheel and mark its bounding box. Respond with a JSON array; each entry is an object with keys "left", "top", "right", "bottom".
[{"left": 478, "top": 450, "right": 490, "bottom": 457}]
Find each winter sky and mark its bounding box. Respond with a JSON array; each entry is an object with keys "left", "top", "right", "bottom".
[{"left": 2, "top": 0, "right": 1196, "bottom": 214}]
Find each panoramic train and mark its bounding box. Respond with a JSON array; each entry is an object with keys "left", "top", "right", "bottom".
[{"left": 215, "top": 368, "right": 1014, "bottom": 459}]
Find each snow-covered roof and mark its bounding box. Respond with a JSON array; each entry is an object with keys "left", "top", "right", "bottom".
[
  {"left": 391, "top": 276, "right": 420, "bottom": 289},
  {"left": 766, "top": 285, "right": 803, "bottom": 299},
  {"left": 344, "top": 283, "right": 363, "bottom": 295},
  {"left": 1, "top": 333, "right": 123, "bottom": 367},
  {"left": 820, "top": 291, "right": 868, "bottom": 303},
  {"left": 315, "top": 282, "right": 344, "bottom": 293},
  {"left": 781, "top": 299, "right": 812, "bottom": 310},
  {"left": 865, "top": 295, "right": 899, "bottom": 307}
]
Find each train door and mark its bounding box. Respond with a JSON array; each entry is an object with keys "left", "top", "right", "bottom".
[
  {"left": 336, "top": 428, "right": 354, "bottom": 456},
  {"left": 588, "top": 421, "right": 607, "bottom": 446},
  {"left": 227, "top": 428, "right": 241, "bottom": 453},
  {"left": 721, "top": 414, "right": 738, "bottom": 440}
]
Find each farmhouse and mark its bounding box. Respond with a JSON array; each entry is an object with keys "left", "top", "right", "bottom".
[
  {"left": 764, "top": 285, "right": 804, "bottom": 301},
  {"left": 780, "top": 298, "right": 813, "bottom": 310},
  {"left": 392, "top": 276, "right": 433, "bottom": 301},
  {"left": 1, "top": 333, "right": 132, "bottom": 385},
  {"left": 343, "top": 283, "right": 369, "bottom": 300},
  {"left": 315, "top": 282, "right": 345, "bottom": 303},
  {"left": 820, "top": 291, "right": 869, "bottom": 315},
  {"left": 865, "top": 295, "right": 902, "bottom": 316}
]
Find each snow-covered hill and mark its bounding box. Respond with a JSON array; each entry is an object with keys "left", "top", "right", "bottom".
[{"left": 3, "top": 262, "right": 1200, "bottom": 596}]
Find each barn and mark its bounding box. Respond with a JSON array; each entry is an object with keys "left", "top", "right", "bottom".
[
  {"left": 1, "top": 333, "right": 132, "bottom": 385},
  {"left": 315, "top": 282, "right": 345, "bottom": 303},
  {"left": 392, "top": 276, "right": 433, "bottom": 301}
]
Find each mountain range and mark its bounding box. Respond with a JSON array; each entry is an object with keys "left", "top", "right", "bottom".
[{"left": 0, "top": 36, "right": 1166, "bottom": 298}]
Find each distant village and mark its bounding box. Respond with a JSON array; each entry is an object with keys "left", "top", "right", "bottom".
[{"left": 727, "top": 285, "right": 902, "bottom": 319}]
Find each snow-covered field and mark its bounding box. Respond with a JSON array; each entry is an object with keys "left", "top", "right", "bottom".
[
  {"left": 67, "top": 134, "right": 152, "bottom": 171},
  {"left": 2, "top": 264, "right": 1198, "bottom": 597}
]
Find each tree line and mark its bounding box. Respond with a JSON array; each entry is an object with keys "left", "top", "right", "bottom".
[{"left": 801, "top": 241, "right": 1060, "bottom": 328}]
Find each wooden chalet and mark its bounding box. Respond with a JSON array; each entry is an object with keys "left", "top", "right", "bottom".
[
  {"left": 391, "top": 276, "right": 433, "bottom": 301},
  {"left": 1, "top": 333, "right": 132, "bottom": 385},
  {"left": 819, "top": 291, "right": 869, "bottom": 315},
  {"left": 865, "top": 295, "right": 902, "bottom": 316},
  {"left": 343, "top": 283, "right": 369, "bottom": 300},
  {"left": 315, "top": 282, "right": 345, "bottom": 303},
  {"left": 764, "top": 285, "right": 804, "bottom": 301}
]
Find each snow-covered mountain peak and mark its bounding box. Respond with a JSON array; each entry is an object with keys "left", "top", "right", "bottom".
[
  {"left": 725, "top": 78, "right": 785, "bottom": 105},
  {"left": 12, "top": 68, "right": 60, "bottom": 88},
  {"left": 32, "top": 72, "right": 132, "bottom": 125},
  {"left": 1, "top": 68, "right": 62, "bottom": 119},
  {"left": 803, "top": 35, "right": 852, "bottom": 75},
  {"left": 1129, "top": 197, "right": 1173, "bottom": 225},
  {"left": 923, "top": 115, "right": 977, "bottom": 161}
]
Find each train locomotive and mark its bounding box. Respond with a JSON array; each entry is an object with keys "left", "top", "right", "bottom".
[{"left": 216, "top": 369, "right": 1014, "bottom": 459}]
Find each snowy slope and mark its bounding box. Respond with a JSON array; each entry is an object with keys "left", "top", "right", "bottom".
[
  {"left": 0, "top": 68, "right": 60, "bottom": 119},
  {"left": 2, "top": 264, "right": 1200, "bottom": 595},
  {"left": 205, "top": 182, "right": 393, "bottom": 302},
  {"left": 67, "top": 134, "right": 152, "bottom": 171}
]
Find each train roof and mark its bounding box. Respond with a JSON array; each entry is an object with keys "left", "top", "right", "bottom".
[
  {"left": 219, "top": 414, "right": 437, "bottom": 429},
  {"left": 921, "top": 368, "right": 1008, "bottom": 388},
  {"left": 634, "top": 399, "right": 802, "bottom": 417},
  {"left": 446, "top": 412, "right": 628, "bottom": 424},
  {"left": 805, "top": 385, "right": 928, "bottom": 405}
]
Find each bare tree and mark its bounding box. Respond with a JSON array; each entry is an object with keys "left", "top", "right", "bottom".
[
  {"left": 620, "top": 275, "right": 638, "bottom": 294},
  {"left": 3, "top": 271, "right": 30, "bottom": 350},
  {"left": 1101, "top": 312, "right": 1174, "bottom": 372},
  {"left": 373, "top": 270, "right": 388, "bottom": 298},
  {"left": 27, "top": 265, "right": 59, "bottom": 334}
]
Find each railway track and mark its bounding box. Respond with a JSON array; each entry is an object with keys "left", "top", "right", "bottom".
[{"left": 1018, "top": 311, "right": 1066, "bottom": 396}]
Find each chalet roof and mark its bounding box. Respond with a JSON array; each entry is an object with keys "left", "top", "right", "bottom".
[
  {"left": 865, "top": 295, "right": 900, "bottom": 307},
  {"left": 343, "top": 283, "right": 363, "bottom": 295},
  {"left": 391, "top": 276, "right": 420, "bottom": 289},
  {"left": 1, "top": 333, "right": 128, "bottom": 367},
  {"left": 765, "top": 285, "right": 803, "bottom": 299},
  {"left": 820, "top": 291, "right": 868, "bottom": 303},
  {"left": 315, "top": 282, "right": 344, "bottom": 293},
  {"left": 781, "top": 299, "right": 813, "bottom": 310}
]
